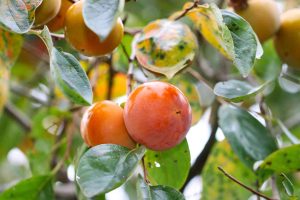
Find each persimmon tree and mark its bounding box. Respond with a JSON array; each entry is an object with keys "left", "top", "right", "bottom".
[{"left": 0, "top": 0, "right": 300, "bottom": 199}]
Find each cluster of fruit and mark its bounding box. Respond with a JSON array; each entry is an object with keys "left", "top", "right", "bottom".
[
  {"left": 80, "top": 81, "right": 192, "bottom": 151},
  {"left": 233, "top": 0, "right": 300, "bottom": 69},
  {"left": 34, "top": 0, "right": 124, "bottom": 57}
]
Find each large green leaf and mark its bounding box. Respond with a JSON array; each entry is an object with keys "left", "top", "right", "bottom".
[
  {"left": 76, "top": 145, "right": 146, "bottom": 198},
  {"left": 83, "top": 0, "right": 124, "bottom": 41},
  {"left": 0, "top": 175, "right": 53, "bottom": 200},
  {"left": 218, "top": 105, "right": 278, "bottom": 168},
  {"left": 30, "top": 27, "right": 93, "bottom": 105},
  {"left": 222, "top": 10, "right": 258, "bottom": 77},
  {"left": 0, "top": 0, "right": 42, "bottom": 33},
  {"left": 136, "top": 174, "right": 185, "bottom": 200},
  {"left": 202, "top": 140, "right": 256, "bottom": 200},
  {"left": 266, "top": 82, "right": 300, "bottom": 122},
  {"left": 50, "top": 48, "right": 93, "bottom": 105},
  {"left": 144, "top": 139, "right": 190, "bottom": 190},
  {"left": 214, "top": 80, "right": 268, "bottom": 102},
  {"left": 257, "top": 145, "right": 300, "bottom": 183}
]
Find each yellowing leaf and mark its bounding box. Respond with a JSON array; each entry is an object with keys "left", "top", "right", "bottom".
[
  {"left": 89, "top": 63, "right": 126, "bottom": 101},
  {"left": 0, "top": 28, "right": 23, "bottom": 112},
  {"left": 185, "top": 3, "right": 234, "bottom": 60},
  {"left": 135, "top": 19, "right": 197, "bottom": 79},
  {"left": 202, "top": 140, "right": 256, "bottom": 200}
]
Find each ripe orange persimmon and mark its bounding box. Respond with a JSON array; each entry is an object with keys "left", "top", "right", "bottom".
[
  {"left": 123, "top": 82, "right": 192, "bottom": 151},
  {"left": 64, "top": 0, "right": 124, "bottom": 56},
  {"left": 47, "top": 0, "right": 73, "bottom": 32},
  {"left": 80, "top": 101, "right": 136, "bottom": 149},
  {"left": 34, "top": 0, "right": 61, "bottom": 27}
]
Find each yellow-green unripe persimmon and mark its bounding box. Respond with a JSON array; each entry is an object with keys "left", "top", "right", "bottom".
[
  {"left": 234, "top": 0, "right": 280, "bottom": 43},
  {"left": 274, "top": 9, "right": 300, "bottom": 69},
  {"left": 64, "top": 0, "right": 124, "bottom": 56},
  {"left": 34, "top": 0, "right": 61, "bottom": 26}
]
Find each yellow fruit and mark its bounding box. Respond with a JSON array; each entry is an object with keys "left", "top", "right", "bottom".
[
  {"left": 235, "top": 0, "right": 280, "bottom": 42},
  {"left": 34, "top": 0, "right": 61, "bottom": 26},
  {"left": 274, "top": 9, "right": 300, "bottom": 69},
  {"left": 47, "top": 0, "right": 73, "bottom": 32}
]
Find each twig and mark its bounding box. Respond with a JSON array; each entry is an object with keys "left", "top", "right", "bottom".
[
  {"left": 218, "top": 167, "right": 276, "bottom": 200},
  {"left": 10, "top": 83, "right": 49, "bottom": 106},
  {"left": 180, "top": 101, "right": 220, "bottom": 191},
  {"left": 174, "top": 0, "right": 200, "bottom": 21},
  {"left": 124, "top": 27, "right": 142, "bottom": 36},
  {"left": 174, "top": 0, "right": 201, "bottom": 21},
  {"left": 51, "top": 121, "right": 74, "bottom": 175},
  {"left": 122, "top": 43, "right": 135, "bottom": 96},
  {"left": 107, "top": 58, "right": 115, "bottom": 100},
  {"left": 187, "top": 68, "right": 214, "bottom": 91},
  {"left": 50, "top": 120, "right": 67, "bottom": 170},
  {"left": 4, "top": 103, "right": 32, "bottom": 132}
]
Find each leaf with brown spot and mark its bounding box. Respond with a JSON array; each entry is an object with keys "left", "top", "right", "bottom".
[{"left": 257, "top": 144, "right": 300, "bottom": 184}]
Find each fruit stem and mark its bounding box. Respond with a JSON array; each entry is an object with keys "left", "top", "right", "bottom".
[
  {"left": 229, "top": 0, "right": 248, "bottom": 11},
  {"left": 142, "top": 157, "right": 150, "bottom": 184}
]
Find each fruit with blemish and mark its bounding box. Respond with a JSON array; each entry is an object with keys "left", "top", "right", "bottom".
[{"left": 123, "top": 81, "right": 192, "bottom": 151}]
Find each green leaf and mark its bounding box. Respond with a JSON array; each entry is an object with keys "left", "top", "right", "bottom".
[
  {"left": 266, "top": 82, "right": 300, "bottom": 121},
  {"left": 253, "top": 40, "right": 281, "bottom": 81},
  {"left": 280, "top": 173, "right": 295, "bottom": 197},
  {"left": 202, "top": 140, "right": 256, "bottom": 200},
  {"left": 214, "top": 80, "right": 268, "bottom": 102},
  {"left": 144, "top": 139, "right": 190, "bottom": 189},
  {"left": 32, "top": 27, "right": 54, "bottom": 51},
  {"left": 222, "top": 10, "right": 258, "bottom": 77},
  {"left": 76, "top": 145, "right": 146, "bottom": 198},
  {"left": 0, "top": 0, "right": 42, "bottom": 33},
  {"left": 136, "top": 174, "right": 185, "bottom": 200},
  {"left": 218, "top": 105, "right": 278, "bottom": 168},
  {"left": 83, "top": 0, "right": 124, "bottom": 41},
  {"left": 29, "top": 27, "right": 93, "bottom": 105},
  {"left": 0, "top": 175, "right": 53, "bottom": 200},
  {"left": 50, "top": 48, "right": 93, "bottom": 105},
  {"left": 257, "top": 145, "right": 300, "bottom": 182}
]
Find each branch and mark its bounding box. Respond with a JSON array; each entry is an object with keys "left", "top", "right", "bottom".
[
  {"left": 218, "top": 167, "right": 276, "bottom": 200},
  {"left": 174, "top": 0, "right": 201, "bottom": 21},
  {"left": 4, "top": 103, "right": 32, "bottom": 132},
  {"left": 107, "top": 58, "right": 115, "bottom": 100},
  {"left": 180, "top": 101, "right": 220, "bottom": 192}
]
